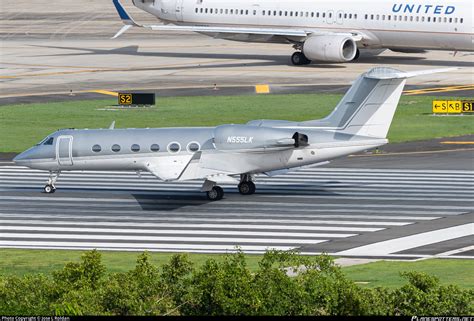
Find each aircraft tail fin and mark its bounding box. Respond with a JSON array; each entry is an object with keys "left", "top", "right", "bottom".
[{"left": 303, "top": 67, "right": 457, "bottom": 139}]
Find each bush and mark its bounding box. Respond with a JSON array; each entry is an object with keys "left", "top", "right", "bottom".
[{"left": 0, "top": 250, "right": 472, "bottom": 316}]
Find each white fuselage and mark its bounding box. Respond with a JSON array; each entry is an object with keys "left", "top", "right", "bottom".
[{"left": 136, "top": 0, "right": 474, "bottom": 51}]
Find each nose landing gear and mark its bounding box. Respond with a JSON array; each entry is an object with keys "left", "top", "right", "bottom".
[{"left": 44, "top": 171, "right": 60, "bottom": 194}]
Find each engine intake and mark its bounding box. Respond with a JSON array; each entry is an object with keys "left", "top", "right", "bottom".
[{"left": 303, "top": 35, "right": 357, "bottom": 62}]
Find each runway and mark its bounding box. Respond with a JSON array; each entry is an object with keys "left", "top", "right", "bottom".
[{"left": 1, "top": 160, "right": 472, "bottom": 259}]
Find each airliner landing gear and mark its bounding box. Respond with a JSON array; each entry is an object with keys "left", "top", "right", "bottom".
[
  {"left": 44, "top": 171, "right": 60, "bottom": 194},
  {"left": 238, "top": 174, "right": 256, "bottom": 195},
  {"left": 206, "top": 186, "right": 224, "bottom": 201},
  {"left": 291, "top": 52, "right": 311, "bottom": 66}
]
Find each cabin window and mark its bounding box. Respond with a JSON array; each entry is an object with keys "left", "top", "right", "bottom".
[
  {"left": 150, "top": 144, "right": 160, "bottom": 152},
  {"left": 43, "top": 137, "right": 54, "bottom": 145},
  {"left": 131, "top": 144, "right": 140, "bottom": 152},
  {"left": 460, "top": 18, "right": 463, "bottom": 23},
  {"left": 111, "top": 144, "right": 121, "bottom": 152},
  {"left": 354, "top": 14, "right": 357, "bottom": 19},
  {"left": 168, "top": 142, "right": 181, "bottom": 153},
  {"left": 92, "top": 145, "right": 101, "bottom": 153},
  {"left": 187, "top": 142, "right": 200, "bottom": 153}
]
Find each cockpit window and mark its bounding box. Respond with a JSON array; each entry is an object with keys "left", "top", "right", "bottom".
[{"left": 43, "top": 137, "right": 54, "bottom": 145}]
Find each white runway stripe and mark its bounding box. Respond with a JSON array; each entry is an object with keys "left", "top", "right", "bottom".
[
  {"left": 0, "top": 241, "right": 296, "bottom": 252},
  {"left": 0, "top": 219, "right": 386, "bottom": 232},
  {"left": 0, "top": 233, "right": 328, "bottom": 244},
  {"left": 337, "top": 223, "right": 474, "bottom": 256},
  {"left": 0, "top": 226, "right": 355, "bottom": 238},
  {"left": 1, "top": 196, "right": 472, "bottom": 211},
  {"left": 0, "top": 209, "right": 443, "bottom": 220},
  {"left": 0, "top": 216, "right": 411, "bottom": 226}
]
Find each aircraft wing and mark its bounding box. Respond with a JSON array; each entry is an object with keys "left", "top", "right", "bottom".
[{"left": 112, "top": 0, "right": 362, "bottom": 40}]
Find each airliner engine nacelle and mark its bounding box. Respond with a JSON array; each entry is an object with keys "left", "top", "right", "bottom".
[
  {"left": 213, "top": 125, "right": 307, "bottom": 150},
  {"left": 303, "top": 35, "right": 358, "bottom": 62}
]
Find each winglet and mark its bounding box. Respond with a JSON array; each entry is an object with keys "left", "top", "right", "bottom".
[{"left": 112, "top": 0, "right": 140, "bottom": 38}]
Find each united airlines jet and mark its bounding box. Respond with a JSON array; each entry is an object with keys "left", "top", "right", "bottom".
[{"left": 113, "top": 0, "right": 473, "bottom": 65}]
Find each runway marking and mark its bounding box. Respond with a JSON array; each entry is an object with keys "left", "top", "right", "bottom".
[
  {"left": 0, "top": 233, "right": 329, "bottom": 245},
  {"left": 0, "top": 217, "right": 411, "bottom": 227},
  {"left": 337, "top": 223, "right": 474, "bottom": 256},
  {"left": 91, "top": 90, "right": 119, "bottom": 97},
  {"left": 403, "top": 84, "right": 474, "bottom": 96},
  {"left": 0, "top": 241, "right": 296, "bottom": 252},
  {"left": 435, "top": 245, "right": 474, "bottom": 257},
  {"left": 0, "top": 226, "right": 355, "bottom": 239},
  {"left": 349, "top": 148, "right": 474, "bottom": 157},
  {"left": 441, "top": 141, "right": 474, "bottom": 145},
  {"left": 1, "top": 166, "right": 472, "bottom": 257}
]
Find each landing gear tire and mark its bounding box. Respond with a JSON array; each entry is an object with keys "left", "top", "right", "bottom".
[
  {"left": 291, "top": 52, "right": 311, "bottom": 66},
  {"left": 238, "top": 181, "right": 256, "bottom": 195},
  {"left": 206, "top": 186, "right": 224, "bottom": 201},
  {"left": 44, "top": 184, "right": 55, "bottom": 194},
  {"left": 353, "top": 49, "right": 360, "bottom": 61}
]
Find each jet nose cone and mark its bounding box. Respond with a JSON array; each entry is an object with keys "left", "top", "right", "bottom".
[{"left": 13, "top": 150, "right": 32, "bottom": 165}]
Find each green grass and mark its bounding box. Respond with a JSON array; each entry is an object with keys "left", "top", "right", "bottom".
[
  {"left": 1, "top": 249, "right": 473, "bottom": 289},
  {"left": 343, "top": 259, "right": 474, "bottom": 289},
  {"left": 0, "top": 248, "right": 263, "bottom": 276},
  {"left": 0, "top": 94, "right": 472, "bottom": 153}
]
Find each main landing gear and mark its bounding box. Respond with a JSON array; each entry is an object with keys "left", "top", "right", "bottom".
[
  {"left": 206, "top": 186, "right": 224, "bottom": 201},
  {"left": 44, "top": 171, "right": 60, "bottom": 194},
  {"left": 203, "top": 174, "right": 257, "bottom": 201},
  {"left": 238, "top": 174, "right": 256, "bottom": 195},
  {"left": 291, "top": 51, "right": 312, "bottom": 66}
]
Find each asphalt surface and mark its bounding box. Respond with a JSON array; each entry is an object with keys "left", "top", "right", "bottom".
[
  {"left": 1, "top": 1, "right": 473, "bottom": 100},
  {"left": 1, "top": 146, "right": 472, "bottom": 259}
]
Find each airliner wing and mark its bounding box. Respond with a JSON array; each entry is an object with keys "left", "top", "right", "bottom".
[{"left": 112, "top": 0, "right": 361, "bottom": 40}]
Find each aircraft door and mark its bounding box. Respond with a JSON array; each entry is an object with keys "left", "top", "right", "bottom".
[
  {"left": 57, "top": 136, "right": 73, "bottom": 166},
  {"left": 175, "top": 0, "right": 184, "bottom": 22}
]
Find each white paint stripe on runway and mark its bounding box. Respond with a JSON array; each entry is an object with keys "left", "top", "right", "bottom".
[
  {"left": 337, "top": 223, "right": 474, "bottom": 256},
  {"left": 0, "top": 226, "right": 355, "bottom": 238},
  {"left": 0, "top": 241, "right": 297, "bottom": 251},
  {"left": 435, "top": 245, "right": 474, "bottom": 257},
  {"left": 0, "top": 202, "right": 465, "bottom": 217},
  {"left": 0, "top": 219, "right": 387, "bottom": 231},
  {"left": 4, "top": 180, "right": 474, "bottom": 196},
  {"left": 0, "top": 209, "right": 442, "bottom": 220},
  {"left": 1, "top": 196, "right": 472, "bottom": 210},
  {"left": 0, "top": 233, "right": 327, "bottom": 244},
  {"left": 258, "top": 194, "right": 474, "bottom": 202},
  {"left": 0, "top": 216, "right": 410, "bottom": 226}
]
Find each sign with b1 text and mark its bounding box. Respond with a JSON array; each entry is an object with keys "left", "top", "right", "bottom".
[{"left": 433, "top": 100, "right": 473, "bottom": 114}]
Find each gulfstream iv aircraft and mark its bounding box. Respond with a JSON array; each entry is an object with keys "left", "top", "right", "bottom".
[
  {"left": 14, "top": 68, "right": 449, "bottom": 200},
  {"left": 112, "top": 0, "right": 473, "bottom": 65}
]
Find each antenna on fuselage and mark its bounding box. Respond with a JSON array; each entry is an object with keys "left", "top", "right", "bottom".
[{"left": 109, "top": 121, "right": 116, "bottom": 130}]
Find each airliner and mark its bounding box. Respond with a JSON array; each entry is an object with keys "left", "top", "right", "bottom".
[{"left": 112, "top": 0, "right": 473, "bottom": 65}]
